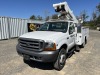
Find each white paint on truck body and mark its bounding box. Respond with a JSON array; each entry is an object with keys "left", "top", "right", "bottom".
[{"left": 76, "top": 27, "right": 89, "bottom": 45}]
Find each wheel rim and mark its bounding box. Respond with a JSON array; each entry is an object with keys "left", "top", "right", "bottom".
[{"left": 59, "top": 53, "right": 66, "bottom": 65}]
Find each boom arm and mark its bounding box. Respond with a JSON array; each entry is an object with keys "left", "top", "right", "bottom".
[{"left": 53, "top": 2, "right": 78, "bottom": 23}]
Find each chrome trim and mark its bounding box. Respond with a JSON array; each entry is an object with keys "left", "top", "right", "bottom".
[{"left": 18, "top": 38, "right": 44, "bottom": 51}]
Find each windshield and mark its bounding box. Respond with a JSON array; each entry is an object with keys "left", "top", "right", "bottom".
[{"left": 38, "top": 22, "right": 68, "bottom": 33}]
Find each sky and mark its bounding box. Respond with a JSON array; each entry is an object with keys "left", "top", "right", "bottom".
[{"left": 0, "top": 0, "right": 100, "bottom": 20}]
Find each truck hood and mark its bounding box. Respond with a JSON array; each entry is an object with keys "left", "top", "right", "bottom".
[{"left": 20, "top": 31, "right": 64, "bottom": 42}]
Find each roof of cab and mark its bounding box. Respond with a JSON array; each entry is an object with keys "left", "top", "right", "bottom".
[{"left": 46, "top": 19, "right": 74, "bottom": 23}]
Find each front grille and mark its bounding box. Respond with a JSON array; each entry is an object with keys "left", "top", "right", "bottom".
[{"left": 19, "top": 38, "right": 44, "bottom": 51}]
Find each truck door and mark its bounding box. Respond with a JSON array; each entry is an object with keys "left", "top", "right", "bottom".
[{"left": 68, "top": 22, "right": 75, "bottom": 49}]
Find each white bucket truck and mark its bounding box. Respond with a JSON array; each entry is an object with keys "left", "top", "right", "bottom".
[{"left": 16, "top": 2, "right": 89, "bottom": 70}]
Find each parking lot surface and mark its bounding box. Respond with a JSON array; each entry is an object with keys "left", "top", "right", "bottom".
[{"left": 0, "top": 30, "right": 100, "bottom": 75}]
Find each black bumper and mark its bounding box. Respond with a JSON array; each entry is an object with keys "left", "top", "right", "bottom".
[{"left": 16, "top": 45, "right": 59, "bottom": 62}]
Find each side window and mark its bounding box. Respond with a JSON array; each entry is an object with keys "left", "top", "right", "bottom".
[
  {"left": 72, "top": 25, "right": 75, "bottom": 32},
  {"left": 69, "top": 22, "right": 75, "bottom": 35},
  {"left": 69, "top": 26, "right": 73, "bottom": 34}
]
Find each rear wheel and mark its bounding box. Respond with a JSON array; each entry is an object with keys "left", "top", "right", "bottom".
[
  {"left": 54, "top": 48, "right": 66, "bottom": 71},
  {"left": 75, "top": 45, "right": 80, "bottom": 52},
  {"left": 80, "top": 39, "right": 86, "bottom": 48}
]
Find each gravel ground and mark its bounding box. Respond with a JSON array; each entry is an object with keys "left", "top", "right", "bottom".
[{"left": 0, "top": 30, "right": 100, "bottom": 75}]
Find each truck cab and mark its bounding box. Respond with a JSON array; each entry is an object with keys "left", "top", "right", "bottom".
[{"left": 16, "top": 20, "right": 85, "bottom": 70}]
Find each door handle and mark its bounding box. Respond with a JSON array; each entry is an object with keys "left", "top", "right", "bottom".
[
  {"left": 70, "top": 35, "right": 74, "bottom": 37},
  {"left": 67, "top": 37, "right": 69, "bottom": 39}
]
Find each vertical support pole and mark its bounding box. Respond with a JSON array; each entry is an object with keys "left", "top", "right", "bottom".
[{"left": 7, "top": 17, "right": 10, "bottom": 39}]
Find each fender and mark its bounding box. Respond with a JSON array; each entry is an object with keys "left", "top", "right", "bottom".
[{"left": 56, "top": 38, "right": 69, "bottom": 52}]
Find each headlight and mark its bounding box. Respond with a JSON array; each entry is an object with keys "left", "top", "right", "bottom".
[{"left": 44, "top": 42, "right": 56, "bottom": 51}]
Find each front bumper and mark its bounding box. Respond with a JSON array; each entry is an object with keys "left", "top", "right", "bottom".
[{"left": 16, "top": 45, "right": 59, "bottom": 62}]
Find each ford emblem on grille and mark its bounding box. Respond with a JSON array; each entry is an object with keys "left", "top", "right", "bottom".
[
  {"left": 19, "top": 38, "right": 44, "bottom": 51},
  {"left": 26, "top": 43, "right": 30, "bottom": 46}
]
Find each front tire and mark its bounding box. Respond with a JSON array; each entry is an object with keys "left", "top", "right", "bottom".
[{"left": 54, "top": 48, "right": 66, "bottom": 71}]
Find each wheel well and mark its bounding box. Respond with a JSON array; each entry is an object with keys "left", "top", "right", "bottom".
[{"left": 59, "top": 44, "right": 67, "bottom": 50}]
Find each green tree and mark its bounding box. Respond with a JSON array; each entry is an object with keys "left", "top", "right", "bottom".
[
  {"left": 84, "top": 3, "right": 100, "bottom": 29},
  {"left": 45, "top": 16, "right": 50, "bottom": 21},
  {"left": 96, "top": 3, "right": 100, "bottom": 13},
  {"left": 96, "top": 3, "right": 100, "bottom": 24},
  {"left": 96, "top": 16, "right": 100, "bottom": 24},
  {"left": 52, "top": 14, "right": 58, "bottom": 19},
  {"left": 81, "top": 10, "right": 89, "bottom": 23},
  {"left": 91, "top": 11, "right": 97, "bottom": 26},
  {"left": 37, "top": 15, "right": 43, "bottom": 20},
  {"left": 30, "top": 15, "right": 36, "bottom": 20},
  {"left": 92, "top": 12, "right": 97, "bottom": 21}
]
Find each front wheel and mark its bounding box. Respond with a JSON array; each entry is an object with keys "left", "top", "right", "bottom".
[{"left": 54, "top": 48, "right": 66, "bottom": 71}]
